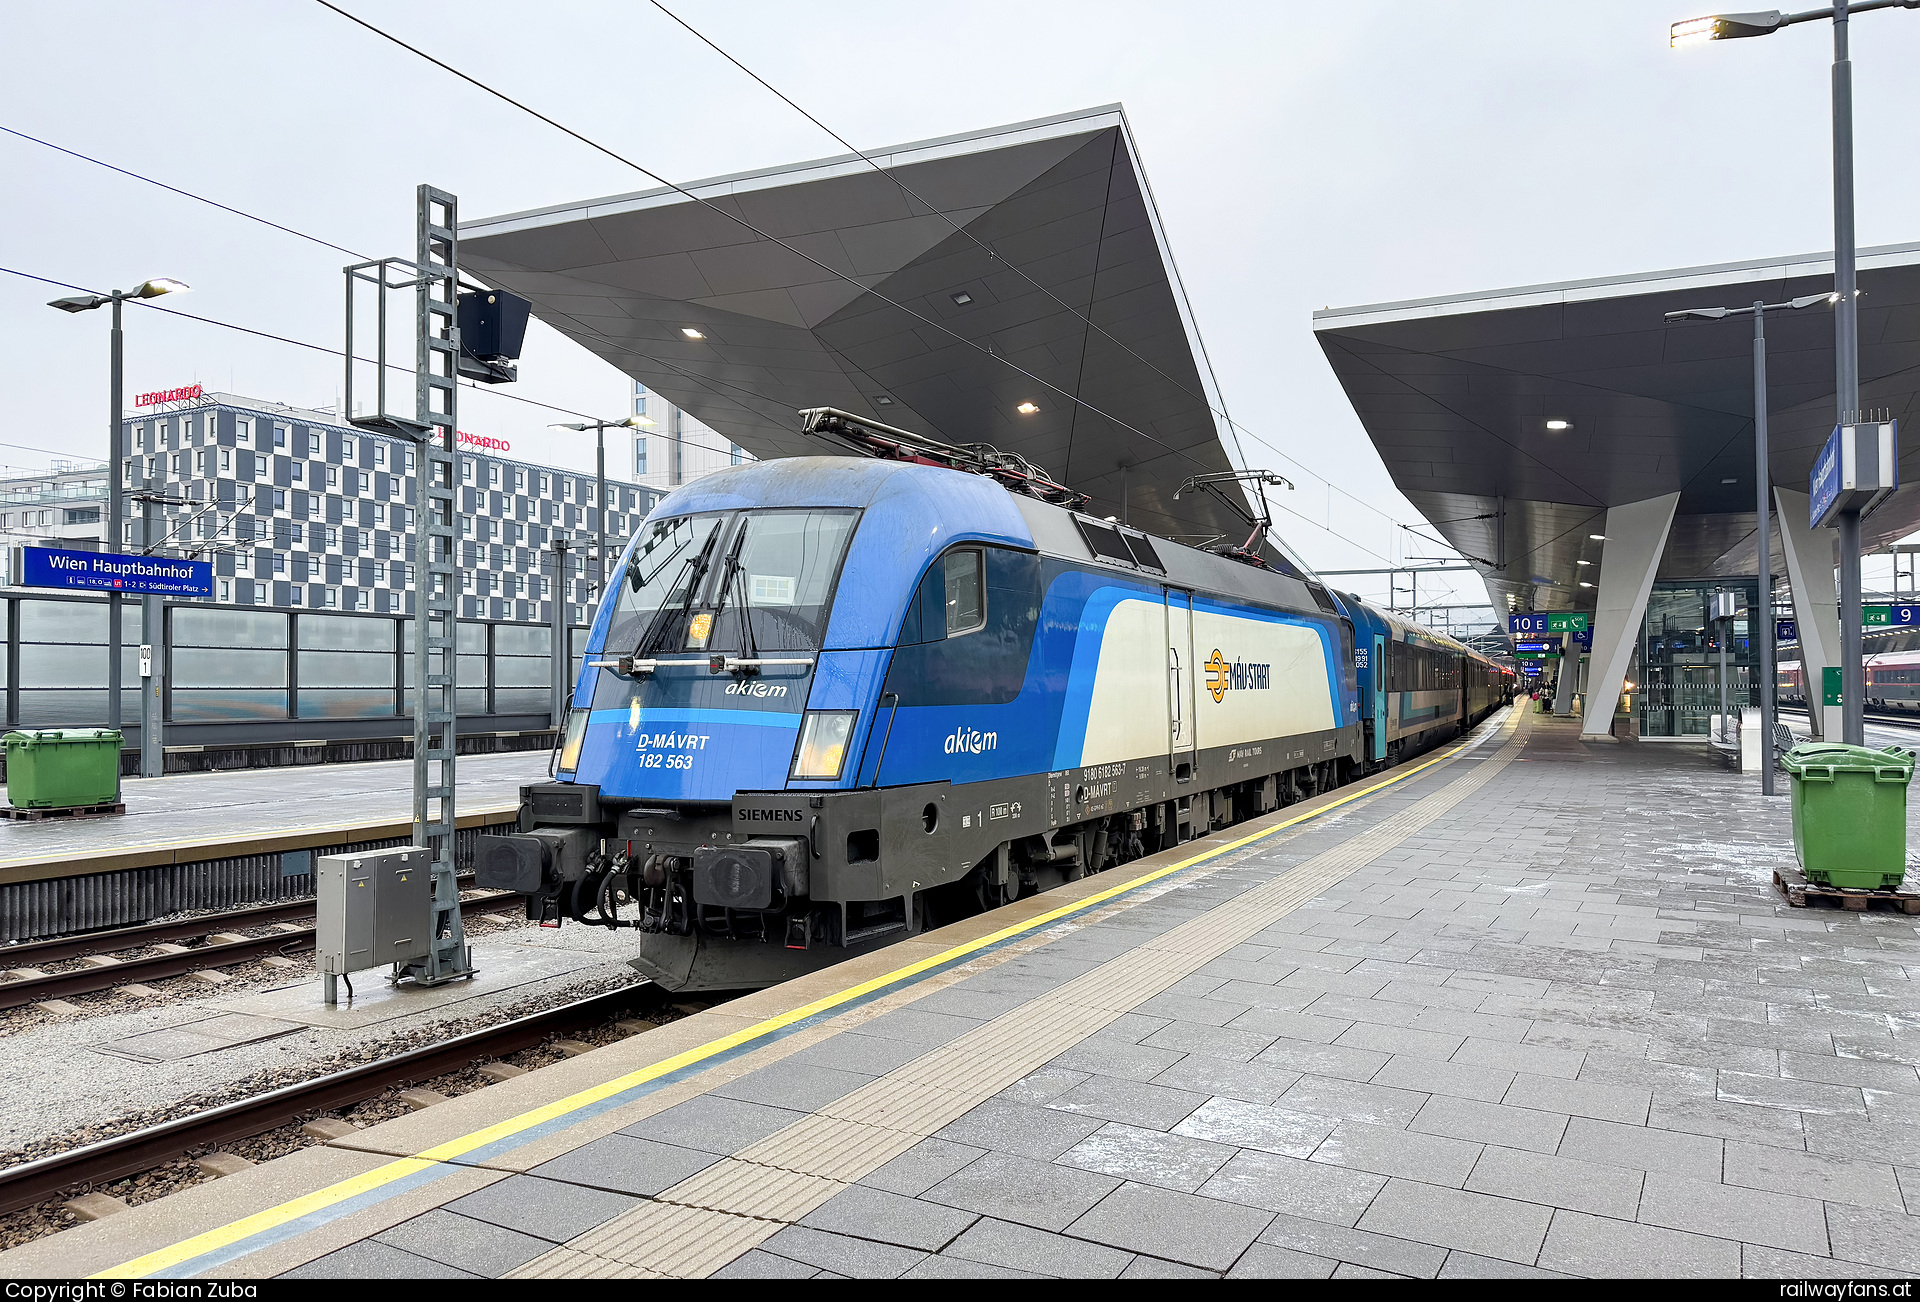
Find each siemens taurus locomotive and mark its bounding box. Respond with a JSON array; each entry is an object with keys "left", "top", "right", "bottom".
[{"left": 477, "top": 416, "right": 1512, "bottom": 990}]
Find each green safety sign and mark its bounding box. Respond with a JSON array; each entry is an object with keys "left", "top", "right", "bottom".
[
  {"left": 1823, "top": 665, "right": 1843, "bottom": 707},
  {"left": 1546, "top": 612, "right": 1590, "bottom": 633}
]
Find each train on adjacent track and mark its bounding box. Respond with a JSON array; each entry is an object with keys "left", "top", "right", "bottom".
[
  {"left": 478, "top": 411, "right": 1516, "bottom": 991},
  {"left": 1779, "top": 651, "right": 1920, "bottom": 712}
]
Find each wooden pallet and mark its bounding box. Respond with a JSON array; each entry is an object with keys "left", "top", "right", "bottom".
[
  {"left": 0, "top": 801, "right": 125, "bottom": 822},
  {"left": 1774, "top": 865, "right": 1920, "bottom": 914}
]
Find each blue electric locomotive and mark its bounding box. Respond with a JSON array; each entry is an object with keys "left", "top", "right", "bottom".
[{"left": 477, "top": 411, "right": 1513, "bottom": 990}]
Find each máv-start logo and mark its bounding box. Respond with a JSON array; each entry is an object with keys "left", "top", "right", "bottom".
[{"left": 1204, "top": 649, "right": 1271, "bottom": 704}]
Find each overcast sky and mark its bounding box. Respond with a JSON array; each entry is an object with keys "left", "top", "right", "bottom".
[{"left": 6, "top": 0, "right": 1918, "bottom": 612}]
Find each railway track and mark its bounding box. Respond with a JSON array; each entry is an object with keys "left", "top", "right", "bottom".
[
  {"left": 0, "top": 984, "right": 658, "bottom": 1219},
  {"left": 0, "top": 890, "right": 525, "bottom": 1011}
]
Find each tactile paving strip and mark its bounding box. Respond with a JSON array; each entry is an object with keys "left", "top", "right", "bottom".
[{"left": 512, "top": 712, "right": 1531, "bottom": 1277}]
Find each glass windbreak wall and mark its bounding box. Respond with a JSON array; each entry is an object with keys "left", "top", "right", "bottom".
[
  {"left": 0, "top": 592, "right": 590, "bottom": 731},
  {"left": 1638, "top": 578, "right": 1759, "bottom": 738}
]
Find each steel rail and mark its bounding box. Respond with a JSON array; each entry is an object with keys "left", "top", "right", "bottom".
[
  {"left": 0, "top": 984, "right": 654, "bottom": 1218},
  {"left": 0, "top": 891, "right": 524, "bottom": 1010}
]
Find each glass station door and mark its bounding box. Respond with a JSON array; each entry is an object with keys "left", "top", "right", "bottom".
[{"left": 1638, "top": 578, "right": 1759, "bottom": 738}]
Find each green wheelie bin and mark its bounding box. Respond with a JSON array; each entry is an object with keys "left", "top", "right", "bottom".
[
  {"left": 1779, "top": 742, "right": 1915, "bottom": 890},
  {"left": 2, "top": 729, "right": 123, "bottom": 809}
]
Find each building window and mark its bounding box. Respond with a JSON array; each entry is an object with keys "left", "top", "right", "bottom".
[
  {"left": 220, "top": 447, "right": 231, "bottom": 473},
  {"left": 462, "top": 458, "right": 474, "bottom": 483},
  {"left": 291, "top": 462, "right": 303, "bottom": 482},
  {"left": 236, "top": 552, "right": 250, "bottom": 573},
  {"left": 219, "top": 578, "right": 231, "bottom": 603},
  {"left": 134, "top": 425, "right": 146, "bottom": 450},
  {"left": 274, "top": 424, "right": 288, "bottom": 448},
  {"left": 730, "top": 443, "right": 744, "bottom": 465},
  {"left": 325, "top": 526, "right": 340, "bottom": 549},
  {"left": 343, "top": 436, "right": 356, "bottom": 460},
  {"left": 634, "top": 439, "right": 648, "bottom": 476},
  {"left": 375, "top": 442, "right": 387, "bottom": 466},
  {"left": 633, "top": 381, "right": 648, "bottom": 417},
  {"left": 488, "top": 463, "right": 499, "bottom": 487},
  {"left": 272, "top": 489, "right": 286, "bottom": 510},
  {"left": 326, "top": 466, "right": 338, "bottom": 488},
  {"left": 354, "top": 589, "right": 369, "bottom": 610},
  {"left": 462, "top": 571, "right": 474, "bottom": 592},
  {"left": 404, "top": 448, "right": 415, "bottom": 472},
  {"left": 171, "top": 453, "right": 184, "bottom": 476},
  {"left": 371, "top": 561, "right": 386, "bottom": 584},
  {"left": 289, "top": 585, "right": 303, "bottom": 606},
  {"left": 272, "top": 552, "right": 286, "bottom": 574},
  {"left": 538, "top": 473, "right": 549, "bottom": 494},
  {"left": 235, "top": 418, "right": 250, "bottom": 444},
  {"left": 562, "top": 478, "right": 573, "bottom": 501}
]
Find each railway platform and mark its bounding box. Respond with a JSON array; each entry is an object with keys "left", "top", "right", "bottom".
[{"left": 9, "top": 705, "right": 1920, "bottom": 1279}]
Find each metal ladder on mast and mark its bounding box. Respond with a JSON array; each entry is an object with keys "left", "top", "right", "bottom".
[{"left": 345, "top": 184, "right": 473, "bottom": 988}]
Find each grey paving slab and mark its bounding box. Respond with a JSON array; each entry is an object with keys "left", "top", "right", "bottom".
[
  {"left": 1647, "top": 1094, "right": 1806, "bottom": 1147},
  {"left": 1717, "top": 1070, "right": 1868, "bottom": 1116},
  {"left": 901, "top": 1254, "right": 1041, "bottom": 1278},
  {"left": 1140, "top": 1020, "right": 1276, "bottom": 1062},
  {"left": 1309, "top": 1121, "right": 1482, "bottom": 1188},
  {"left": 1195, "top": 1148, "right": 1386, "bottom": 1226},
  {"left": 1056, "top": 1121, "right": 1237, "bottom": 1193},
  {"left": 798, "top": 1185, "right": 978, "bottom": 1252},
  {"left": 1464, "top": 1144, "right": 1645, "bottom": 1220},
  {"left": 1066, "top": 1182, "right": 1274, "bottom": 1271},
  {"left": 1723, "top": 1138, "right": 1906, "bottom": 1211},
  {"left": 1372, "top": 1053, "right": 1516, "bottom": 1103},
  {"left": 1255, "top": 1211, "right": 1448, "bottom": 1278},
  {"left": 711, "top": 1249, "right": 821, "bottom": 1278},
  {"left": 1437, "top": 1251, "right": 1572, "bottom": 1279},
  {"left": 758, "top": 1225, "right": 929, "bottom": 1278},
  {"left": 1536, "top": 1211, "right": 1742, "bottom": 1278},
  {"left": 619, "top": 1094, "right": 810, "bottom": 1156},
  {"left": 1411, "top": 1093, "right": 1569, "bottom": 1154},
  {"left": 442, "top": 1173, "right": 639, "bottom": 1244},
  {"left": 1227, "top": 1007, "right": 1352, "bottom": 1043},
  {"left": 1634, "top": 1171, "right": 1828, "bottom": 1254},
  {"left": 1225, "top": 1243, "right": 1339, "bottom": 1278},
  {"left": 1823, "top": 1204, "right": 1920, "bottom": 1274},
  {"left": 934, "top": 1098, "right": 1105, "bottom": 1161},
  {"left": 847, "top": 1007, "right": 985, "bottom": 1046},
  {"left": 1149, "top": 1053, "right": 1301, "bottom": 1104},
  {"left": 995, "top": 1065, "right": 1091, "bottom": 1106},
  {"left": 281, "top": 1239, "right": 481, "bottom": 1279},
  {"left": 1045, "top": 1074, "right": 1209, "bottom": 1130},
  {"left": 787, "top": 1030, "right": 930, "bottom": 1076},
  {"left": 860, "top": 1137, "right": 989, "bottom": 1197},
  {"left": 1117, "top": 1255, "right": 1218, "bottom": 1278},
  {"left": 372, "top": 1210, "right": 556, "bottom": 1278},
  {"left": 942, "top": 1217, "right": 1135, "bottom": 1278},
  {"left": 1356, "top": 1179, "right": 1554, "bottom": 1264},
  {"left": 708, "top": 1061, "right": 876, "bottom": 1112},
  {"left": 923, "top": 1151, "right": 1119, "bottom": 1232},
  {"left": 1170, "top": 1096, "right": 1336, "bottom": 1157},
  {"left": 1741, "top": 1244, "right": 1910, "bottom": 1280},
  {"left": 1333, "top": 1020, "right": 1465, "bottom": 1061},
  {"left": 1452, "top": 1037, "right": 1584, "bottom": 1080},
  {"left": 1048, "top": 1037, "right": 1185, "bottom": 1083},
  {"left": 527, "top": 1133, "right": 717, "bottom": 1198},
  {"left": 1555, "top": 1116, "right": 1725, "bottom": 1180},
  {"left": 1252, "top": 1038, "right": 1390, "bottom": 1082},
  {"left": 1278, "top": 1073, "right": 1429, "bottom": 1127},
  {"left": 1503, "top": 1071, "right": 1650, "bottom": 1125}
]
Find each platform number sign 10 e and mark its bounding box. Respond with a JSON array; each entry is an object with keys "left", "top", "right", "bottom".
[{"left": 1509, "top": 612, "right": 1590, "bottom": 635}]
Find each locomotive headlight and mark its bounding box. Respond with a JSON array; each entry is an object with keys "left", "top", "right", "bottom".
[
  {"left": 558, "top": 708, "right": 589, "bottom": 774},
  {"left": 792, "top": 710, "right": 856, "bottom": 780}
]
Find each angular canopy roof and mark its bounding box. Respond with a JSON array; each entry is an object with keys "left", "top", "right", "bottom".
[
  {"left": 462, "top": 107, "right": 1262, "bottom": 550},
  {"left": 1314, "top": 243, "right": 1920, "bottom": 613}
]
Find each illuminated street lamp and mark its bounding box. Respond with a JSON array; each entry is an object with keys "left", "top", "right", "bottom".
[
  {"left": 1665, "top": 291, "right": 1836, "bottom": 792},
  {"left": 1671, "top": 0, "right": 1919, "bottom": 745},
  {"left": 46, "top": 277, "right": 189, "bottom": 734}
]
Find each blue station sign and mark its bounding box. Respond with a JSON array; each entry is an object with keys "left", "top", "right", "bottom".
[
  {"left": 20, "top": 547, "right": 212, "bottom": 597},
  {"left": 1777, "top": 618, "right": 1798, "bottom": 643},
  {"left": 1810, "top": 425, "right": 1843, "bottom": 528},
  {"left": 1508, "top": 613, "right": 1550, "bottom": 634}
]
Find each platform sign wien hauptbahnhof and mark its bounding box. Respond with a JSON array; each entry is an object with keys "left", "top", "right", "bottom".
[
  {"left": 1510, "top": 613, "right": 1591, "bottom": 635},
  {"left": 1865, "top": 604, "right": 1920, "bottom": 627},
  {"left": 18, "top": 546, "right": 212, "bottom": 597}
]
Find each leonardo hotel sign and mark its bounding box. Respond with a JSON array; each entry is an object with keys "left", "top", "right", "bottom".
[
  {"left": 456, "top": 431, "right": 512, "bottom": 453},
  {"left": 133, "top": 384, "right": 204, "bottom": 407}
]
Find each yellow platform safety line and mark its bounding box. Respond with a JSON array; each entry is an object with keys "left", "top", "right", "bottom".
[{"left": 97, "top": 714, "right": 1513, "bottom": 1279}]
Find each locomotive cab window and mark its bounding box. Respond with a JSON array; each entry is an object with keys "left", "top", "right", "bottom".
[{"left": 944, "top": 549, "right": 985, "bottom": 636}]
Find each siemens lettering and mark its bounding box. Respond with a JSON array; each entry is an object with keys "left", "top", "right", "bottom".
[{"left": 19, "top": 547, "right": 212, "bottom": 597}]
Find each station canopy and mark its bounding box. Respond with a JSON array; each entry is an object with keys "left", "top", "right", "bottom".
[
  {"left": 1314, "top": 243, "right": 1920, "bottom": 614},
  {"left": 462, "top": 106, "right": 1261, "bottom": 550}
]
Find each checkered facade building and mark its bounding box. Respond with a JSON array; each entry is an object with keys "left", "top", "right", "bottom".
[{"left": 121, "top": 394, "right": 665, "bottom": 624}]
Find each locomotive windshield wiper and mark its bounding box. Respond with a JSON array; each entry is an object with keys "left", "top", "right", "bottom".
[
  {"left": 633, "top": 524, "right": 724, "bottom": 661},
  {"left": 706, "top": 525, "right": 762, "bottom": 670}
]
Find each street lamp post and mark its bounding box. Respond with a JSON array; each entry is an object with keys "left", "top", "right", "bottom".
[
  {"left": 1673, "top": 0, "right": 1920, "bottom": 746},
  {"left": 1667, "top": 293, "right": 1835, "bottom": 793},
  {"left": 549, "top": 416, "right": 650, "bottom": 605},
  {"left": 47, "top": 278, "right": 189, "bottom": 740}
]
